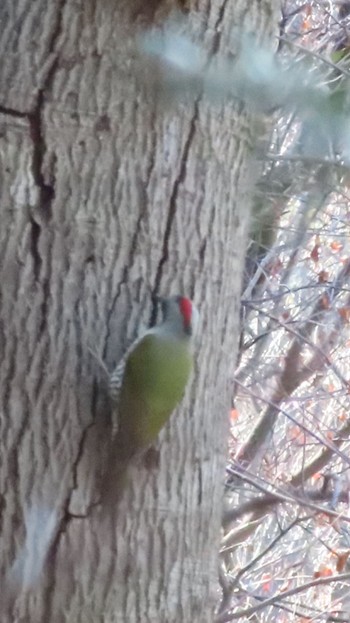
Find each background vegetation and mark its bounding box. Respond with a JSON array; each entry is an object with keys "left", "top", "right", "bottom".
[{"left": 219, "top": 2, "right": 350, "bottom": 621}]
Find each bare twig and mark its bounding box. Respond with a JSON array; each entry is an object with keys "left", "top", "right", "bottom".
[{"left": 216, "top": 572, "right": 350, "bottom": 622}]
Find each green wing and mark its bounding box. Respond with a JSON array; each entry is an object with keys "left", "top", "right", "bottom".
[{"left": 118, "top": 334, "right": 192, "bottom": 451}]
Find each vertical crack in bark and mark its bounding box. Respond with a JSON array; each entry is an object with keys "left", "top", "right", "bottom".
[
  {"left": 27, "top": 0, "right": 66, "bottom": 222},
  {"left": 197, "top": 463, "right": 203, "bottom": 506},
  {"left": 29, "top": 217, "right": 42, "bottom": 283},
  {"left": 28, "top": 91, "right": 55, "bottom": 221},
  {"left": 145, "top": 110, "right": 157, "bottom": 189},
  {"left": 25, "top": 0, "right": 66, "bottom": 342},
  {"left": 42, "top": 371, "right": 108, "bottom": 615},
  {"left": 152, "top": 101, "right": 199, "bottom": 308},
  {"left": 42, "top": 415, "right": 96, "bottom": 617},
  {"left": 211, "top": 0, "right": 230, "bottom": 55},
  {"left": 4, "top": 413, "right": 29, "bottom": 516}
]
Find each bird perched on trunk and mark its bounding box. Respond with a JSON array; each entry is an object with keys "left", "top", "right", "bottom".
[{"left": 102, "top": 295, "right": 198, "bottom": 503}]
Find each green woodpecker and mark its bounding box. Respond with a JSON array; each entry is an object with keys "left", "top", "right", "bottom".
[{"left": 109, "top": 295, "right": 198, "bottom": 461}]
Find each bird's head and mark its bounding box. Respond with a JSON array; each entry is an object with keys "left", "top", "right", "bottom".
[{"left": 158, "top": 295, "right": 199, "bottom": 338}]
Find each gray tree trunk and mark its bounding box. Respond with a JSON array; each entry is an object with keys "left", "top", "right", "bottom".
[{"left": 0, "top": 1, "right": 278, "bottom": 621}]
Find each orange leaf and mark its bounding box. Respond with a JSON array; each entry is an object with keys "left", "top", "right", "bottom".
[
  {"left": 314, "top": 566, "right": 333, "bottom": 578},
  {"left": 301, "top": 6, "right": 313, "bottom": 32},
  {"left": 318, "top": 270, "right": 329, "bottom": 283},
  {"left": 330, "top": 240, "right": 343, "bottom": 252},
  {"left": 336, "top": 551, "right": 350, "bottom": 572},
  {"left": 230, "top": 408, "right": 239, "bottom": 422},
  {"left": 310, "top": 242, "right": 320, "bottom": 263},
  {"left": 338, "top": 307, "right": 350, "bottom": 322},
  {"left": 288, "top": 426, "right": 305, "bottom": 444},
  {"left": 320, "top": 293, "right": 330, "bottom": 309},
  {"left": 261, "top": 573, "right": 272, "bottom": 592},
  {"left": 315, "top": 513, "right": 331, "bottom": 526}
]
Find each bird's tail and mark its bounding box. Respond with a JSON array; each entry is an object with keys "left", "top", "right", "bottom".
[{"left": 99, "top": 435, "right": 137, "bottom": 509}]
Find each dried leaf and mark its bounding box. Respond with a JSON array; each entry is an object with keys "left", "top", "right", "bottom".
[
  {"left": 330, "top": 240, "right": 343, "bottom": 252},
  {"left": 314, "top": 566, "right": 333, "bottom": 578},
  {"left": 336, "top": 551, "right": 350, "bottom": 572}
]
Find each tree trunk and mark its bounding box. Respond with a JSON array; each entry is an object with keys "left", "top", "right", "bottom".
[{"left": 0, "top": 1, "right": 278, "bottom": 621}]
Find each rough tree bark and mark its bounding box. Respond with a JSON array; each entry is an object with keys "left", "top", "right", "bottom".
[{"left": 0, "top": 1, "right": 278, "bottom": 621}]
